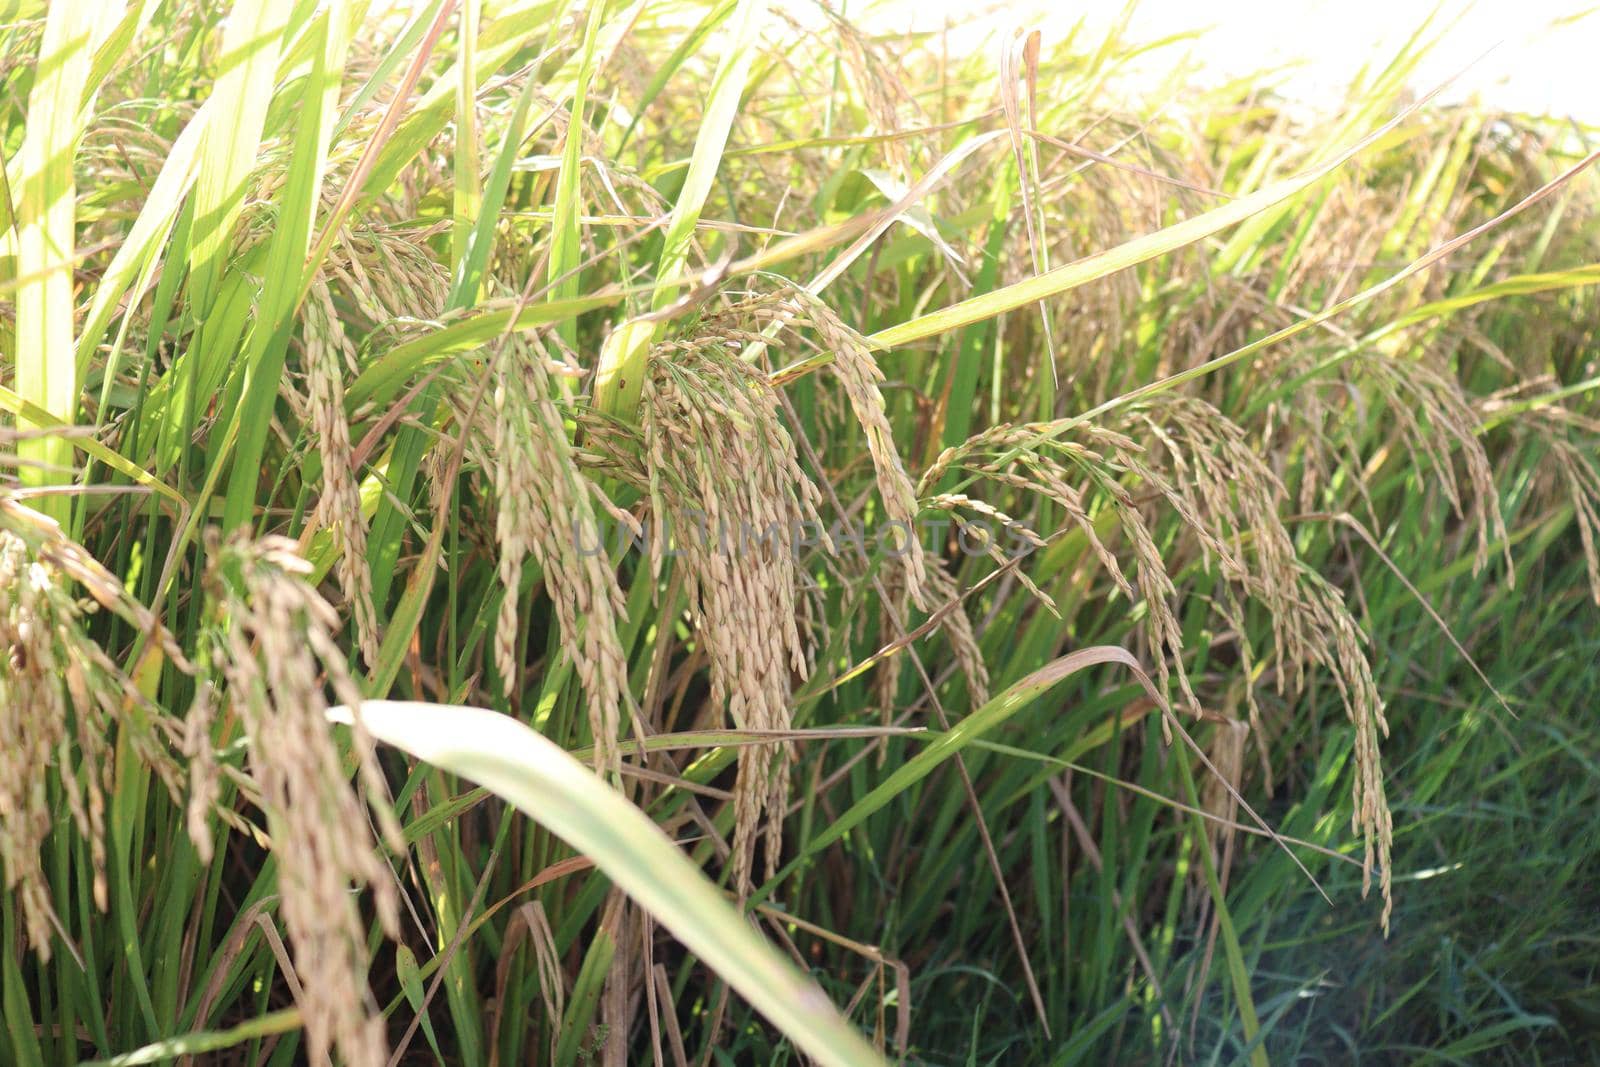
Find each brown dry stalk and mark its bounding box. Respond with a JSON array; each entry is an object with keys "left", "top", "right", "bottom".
[{"left": 1201, "top": 717, "right": 1250, "bottom": 864}]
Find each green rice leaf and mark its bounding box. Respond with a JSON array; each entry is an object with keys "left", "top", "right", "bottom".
[
  {"left": 329, "top": 700, "right": 886, "bottom": 1067},
  {"left": 11, "top": 0, "right": 116, "bottom": 523}
]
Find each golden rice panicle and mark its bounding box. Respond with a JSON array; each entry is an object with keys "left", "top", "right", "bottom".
[
  {"left": 1539, "top": 423, "right": 1600, "bottom": 605},
  {"left": 1273, "top": 348, "right": 1509, "bottom": 578},
  {"left": 930, "top": 402, "right": 1398, "bottom": 927},
  {"left": 194, "top": 531, "right": 402, "bottom": 1067},
  {"left": 1110, "top": 397, "right": 1393, "bottom": 929},
  {"left": 1114, "top": 399, "right": 1303, "bottom": 684},
  {"left": 869, "top": 550, "right": 990, "bottom": 735},
  {"left": 491, "top": 333, "right": 630, "bottom": 774},
  {"left": 1200, "top": 715, "right": 1250, "bottom": 863},
  {"left": 922, "top": 554, "right": 990, "bottom": 708},
  {"left": 926, "top": 492, "right": 1055, "bottom": 611},
  {"left": 1480, "top": 399, "right": 1600, "bottom": 603},
  {"left": 321, "top": 221, "right": 451, "bottom": 326},
  {"left": 305, "top": 284, "right": 380, "bottom": 669},
  {"left": 0, "top": 529, "right": 87, "bottom": 958},
  {"left": 804, "top": 4, "right": 922, "bottom": 176},
  {"left": 924, "top": 427, "right": 1131, "bottom": 593},
  {"left": 919, "top": 422, "right": 1189, "bottom": 714},
  {"left": 1314, "top": 568, "right": 1394, "bottom": 933},
  {"left": 1213, "top": 585, "right": 1273, "bottom": 785},
  {"left": 641, "top": 342, "right": 828, "bottom": 891},
  {"left": 0, "top": 497, "right": 186, "bottom": 960},
  {"left": 803, "top": 296, "right": 928, "bottom": 608},
  {"left": 1497, "top": 399, "right": 1600, "bottom": 604},
  {"left": 1353, "top": 352, "right": 1511, "bottom": 578},
  {"left": 1036, "top": 430, "right": 1197, "bottom": 716}
]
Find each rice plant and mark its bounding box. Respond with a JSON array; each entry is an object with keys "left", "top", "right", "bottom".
[{"left": 2, "top": 1, "right": 1597, "bottom": 1063}]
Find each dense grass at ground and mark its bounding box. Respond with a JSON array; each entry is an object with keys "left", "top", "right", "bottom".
[{"left": 1, "top": 2, "right": 1597, "bottom": 1064}]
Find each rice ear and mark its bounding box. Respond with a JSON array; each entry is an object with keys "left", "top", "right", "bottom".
[
  {"left": 305, "top": 284, "right": 380, "bottom": 669},
  {"left": 490, "top": 333, "right": 630, "bottom": 775},
  {"left": 191, "top": 531, "right": 402, "bottom": 1067},
  {"left": 641, "top": 339, "right": 828, "bottom": 891},
  {"left": 0, "top": 496, "right": 188, "bottom": 960}
]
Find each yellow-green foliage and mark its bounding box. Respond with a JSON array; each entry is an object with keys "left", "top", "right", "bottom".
[{"left": 1, "top": 3, "right": 1597, "bottom": 1064}]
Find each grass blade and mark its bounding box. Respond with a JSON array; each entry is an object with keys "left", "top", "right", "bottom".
[
  {"left": 593, "top": 0, "right": 768, "bottom": 419},
  {"left": 865, "top": 97, "right": 1432, "bottom": 352},
  {"left": 767, "top": 647, "right": 1160, "bottom": 889},
  {"left": 328, "top": 700, "right": 885, "bottom": 1067},
  {"left": 545, "top": 0, "right": 607, "bottom": 344},
  {"left": 219, "top": 0, "right": 354, "bottom": 530},
  {"left": 12, "top": 1, "right": 113, "bottom": 523}
]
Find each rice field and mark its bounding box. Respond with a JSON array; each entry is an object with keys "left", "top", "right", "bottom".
[{"left": 1, "top": 1, "right": 1597, "bottom": 1063}]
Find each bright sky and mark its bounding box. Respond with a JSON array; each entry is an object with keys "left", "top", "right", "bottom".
[{"left": 856, "top": 0, "right": 1598, "bottom": 122}]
